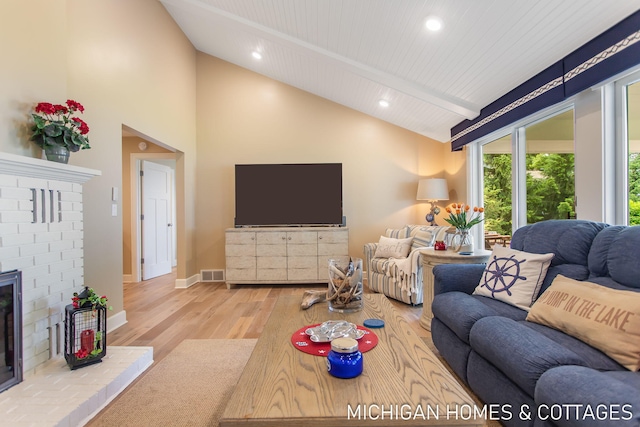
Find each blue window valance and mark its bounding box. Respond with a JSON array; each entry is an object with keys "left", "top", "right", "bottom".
[{"left": 451, "top": 10, "right": 640, "bottom": 151}]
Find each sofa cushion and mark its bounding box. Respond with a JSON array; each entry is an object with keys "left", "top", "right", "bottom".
[
  {"left": 373, "top": 236, "right": 413, "bottom": 258},
  {"left": 469, "top": 316, "right": 585, "bottom": 397},
  {"left": 473, "top": 246, "right": 554, "bottom": 311},
  {"left": 466, "top": 352, "right": 537, "bottom": 427},
  {"left": 539, "top": 263, "right": 590, "bottom": 295},
  {"left": 522, "top": 321, "right": 624, "bottom": 371},
  {"left": 432, "top": 292, "right": 527, "bottom": 344},
  {"left": 510, "top": 220, "right": 606, "bottom": 267},
  {"left": 588, "top": 225, "right": 640, "bottom": 289},
  {"left": 535, "top": 366, "right": 640, "bottom": 427},
  {"left": 472, "top": 295, "right": 530, "bottom": 320},
  {"left": 588, "top": 225, "right": 627, "bottom": 277},
  {"left": 605, "top": 371, "right": 640, "bottom": 392},
  {"left": 587, "top": 276, "right": 639, "bottom": 291},
  {"left": 431, "top": 318, "right": 473, "bottom": 383},
  {"left": 527, "top": 275, "right": 640, "bottom": 371}
]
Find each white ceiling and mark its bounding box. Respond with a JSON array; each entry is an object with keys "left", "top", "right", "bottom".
[{"left": 160, "top": 0, "right": 640, "bottom": 142}]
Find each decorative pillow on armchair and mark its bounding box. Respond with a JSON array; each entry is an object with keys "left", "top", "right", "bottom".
[
  {"left": 373, "top": 236, "right": 413, "bottom": 258},
  {"left": 385, "top": 226, "right": 410, "bottom": 239},
  {"left": 473, "top": 246, "right": 554, "bottom": 311},
  {"left": 411, "top": 231, "right": 436, "bottom": 250}
]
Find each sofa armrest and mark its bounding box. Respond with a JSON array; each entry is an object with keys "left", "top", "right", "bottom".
[
  {"left": 433, "top": 263, "right": 485, "bottom": 295},
  {"left": 535, "top": 366, "right": 640, "bottom": 426},
  {"left": 363, "top": 243, "right": 377, "bottom": 264},
  {"left": 363, "top": 243, "right": 378, "bottom": 284}
]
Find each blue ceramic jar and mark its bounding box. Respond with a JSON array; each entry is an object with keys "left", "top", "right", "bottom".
[{"left": 327, "top": 337, "right": 363, "bottom": 379}]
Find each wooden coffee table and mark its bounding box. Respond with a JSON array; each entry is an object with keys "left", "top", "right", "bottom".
[{"left": 220, "top": 293, "right": 482, "bottom": 426}]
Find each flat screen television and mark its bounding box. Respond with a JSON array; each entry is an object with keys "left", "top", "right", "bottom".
[{"left": 235, "top": 163, "right": 343, "bottom": 227}]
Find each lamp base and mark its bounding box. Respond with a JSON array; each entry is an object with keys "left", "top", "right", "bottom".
[
  {"left": 425, "top": 202, "right": 441, "bottom": 226},
  {"left": 425, "top": 213, "right": 435, "bottom": 225}
]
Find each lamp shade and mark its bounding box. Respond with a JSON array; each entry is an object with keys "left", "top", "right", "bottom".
[{"left": 416, "top": 178, "right": 449, "bottom": 201}]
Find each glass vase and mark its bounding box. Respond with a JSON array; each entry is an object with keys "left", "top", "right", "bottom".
[
  {"left": 453, "top": 229, "right": 474, "bottom": 253},
  {"left": 327, "top": 258, "right": 363, "bottom": 313}
]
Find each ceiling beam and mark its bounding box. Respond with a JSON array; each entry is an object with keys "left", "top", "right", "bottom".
[{"left": 161, "top": 0, "right": 481, "bottom": 120}]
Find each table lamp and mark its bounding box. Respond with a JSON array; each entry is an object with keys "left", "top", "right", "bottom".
[{"left": 416, "top": 178, "right": 449, "bottom": 226}]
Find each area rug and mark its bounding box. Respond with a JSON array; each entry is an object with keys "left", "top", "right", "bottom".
[{"left": 88, "top": 339, "right": 256, "bottom": 427}]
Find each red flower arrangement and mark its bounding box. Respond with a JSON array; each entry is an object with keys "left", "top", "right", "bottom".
[
  {"left": 75, "top": 348, "right": 89, "bottom": 359},
  {"left": 30, "top": 99, "right": 91, "bottom": 152},
  {"left": 72, "top": 287, "right": 111, "bottom": 311}
]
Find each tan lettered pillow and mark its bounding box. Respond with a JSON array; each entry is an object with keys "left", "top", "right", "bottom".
[
  {"left": 473, "top": 246, "right": 554, "bottom": 311},
  {"left": 527, "top": 275, "right": 640, "bottom": 371},
  {"left": 373, "top": 236, "right": 413, "bottom": 258}
]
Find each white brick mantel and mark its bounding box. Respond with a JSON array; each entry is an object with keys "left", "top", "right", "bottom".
[
  {"left": 0, "top": 151, "right": 100, "bottom": 376},
  {"left": 0, "top": 152, "right": 100, "bottom": 184}
]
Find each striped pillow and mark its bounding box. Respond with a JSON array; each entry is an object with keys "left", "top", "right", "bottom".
[
  {"left": 411, "top": 231, "right": 436, "bottom": 250},
  {"left": 385, "top": 226, "right": 410, "bottom": 239}
]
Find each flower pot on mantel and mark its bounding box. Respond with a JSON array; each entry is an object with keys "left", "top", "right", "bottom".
[{"left": 44, "top": 145, "right": 70, "bottom": 164}]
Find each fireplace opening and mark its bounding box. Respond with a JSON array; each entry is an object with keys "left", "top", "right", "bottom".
[{"left": 0, "top": 270, "right": 22, "bottom": 393}]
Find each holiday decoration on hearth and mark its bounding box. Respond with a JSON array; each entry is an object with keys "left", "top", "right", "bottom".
[{"left": 64, "top": 287, "right": 108, "bottom": 370}]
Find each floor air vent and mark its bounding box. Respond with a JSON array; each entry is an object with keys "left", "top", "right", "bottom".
[{"left": 201, "top": 269, "right": 225, "bottom": 282}]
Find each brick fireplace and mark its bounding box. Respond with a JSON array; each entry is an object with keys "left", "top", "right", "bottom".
[
  {"left": 0, "top": 152, "right": 153, "bottom": 426},
  {"left": 0, "top": 152, "right": 100, "bottom": 377}
]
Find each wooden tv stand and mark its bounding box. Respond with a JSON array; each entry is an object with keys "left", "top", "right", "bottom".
[{"left": 225, "top": 227, "right": 349, "bottom": 287}]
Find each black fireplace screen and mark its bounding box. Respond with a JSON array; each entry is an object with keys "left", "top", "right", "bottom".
[{"left": 0, "top": 270, "right": 22, "bottom": 393}]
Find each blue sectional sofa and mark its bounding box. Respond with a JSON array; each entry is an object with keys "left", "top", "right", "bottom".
[{"left": 431, "top": 220, "right": 640, "bottom": 427}]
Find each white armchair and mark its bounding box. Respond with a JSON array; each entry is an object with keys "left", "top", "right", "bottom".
[{"left": 363, "top": 225, "right": 450, "bottom": 305}]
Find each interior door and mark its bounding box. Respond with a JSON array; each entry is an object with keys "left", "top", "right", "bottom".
[{"left": 141, "top": 160, "right": 172, "bottom": 280}]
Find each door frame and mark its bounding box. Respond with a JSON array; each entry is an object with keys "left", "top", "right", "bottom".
[{"left": 129, "top": 153, "right": 176, "bottom": 283}]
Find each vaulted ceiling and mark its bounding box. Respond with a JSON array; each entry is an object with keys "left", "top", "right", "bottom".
[{"left": 160, "top": 0, "right": 640, "bottom": 142}]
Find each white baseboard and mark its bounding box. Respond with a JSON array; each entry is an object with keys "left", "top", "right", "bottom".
[
  {"left": 107, "top": 310, "right": 127, "bottom": 332},
  {"left": 122, "top": 274, "right": 133, "bottom": 283},
  {"left": 175, "top": 274, "right": 199, "bottom": 289}
]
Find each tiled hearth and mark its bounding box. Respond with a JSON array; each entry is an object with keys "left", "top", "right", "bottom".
[
  {"left": 0, "top": 346, "right": 153, "bottom": 427},
  {"left": 0, "top": 347, "right": 152, "bottom": 427}
]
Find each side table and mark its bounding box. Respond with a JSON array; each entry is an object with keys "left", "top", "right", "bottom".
[{"left": 419, "top": 248, "right": 491, "bottom": 331}]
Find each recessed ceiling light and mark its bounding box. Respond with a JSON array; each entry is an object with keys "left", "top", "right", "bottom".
[
  {"left": 425, "top": 16, "right": 443, "bottom": 32},
  {"left": 252, "top": 51, "right": 262, "bottom": 60},
  {"left": 378, "top": 100, "right": 390, "bottom": 108}
]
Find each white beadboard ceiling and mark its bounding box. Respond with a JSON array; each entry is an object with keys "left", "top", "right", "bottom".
[{"left": 160, "top": 0, "right": 640, "bottom": 142}]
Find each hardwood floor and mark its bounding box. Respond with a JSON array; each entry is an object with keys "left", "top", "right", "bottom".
[
  {"left": 107, "top": 270, "right": 430, "bottom": 365},
  {"left": 92, "top": 272, "right": 502, "bottom": 427}
]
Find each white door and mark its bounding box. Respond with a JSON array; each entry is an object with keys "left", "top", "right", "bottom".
[{"left": 141, "top": 160, "right": 173, "bottom": 280}]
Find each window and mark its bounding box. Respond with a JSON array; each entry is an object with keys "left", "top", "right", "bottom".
[
  {"left": 524, "top": 110, "right": 575, "bottom": 223},
  {"left": 614, "top": 69, "right": 640, "bottom": 225},
  {"left": 472, "top": 106, "right": 575, "bottom": 248},
  {"left": 482, "top": 135, "right": 512, "bottom": 235}
]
